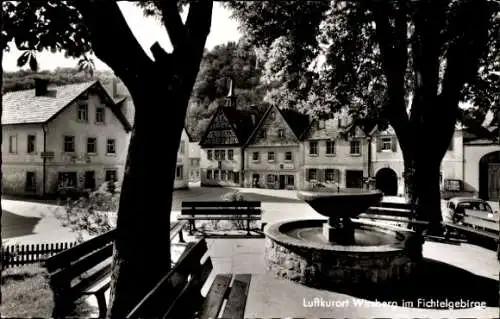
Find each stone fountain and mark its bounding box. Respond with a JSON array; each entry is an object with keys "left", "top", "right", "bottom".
[{"left": 264, "top": 188, "right": 423, "bottom": 289}]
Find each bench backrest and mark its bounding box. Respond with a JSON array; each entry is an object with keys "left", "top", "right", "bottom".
[
  {"left": 44, "top": 229, "right": 115, "bottom": 291},
  {"left": 125, "top": 239, "right": 213, "bottom": 319},
  {"left": 181, "top": 201, "right": 262, "bottom": 216},
  {"left": 463, "top": 209, "right": 500, "bottom": 233}
]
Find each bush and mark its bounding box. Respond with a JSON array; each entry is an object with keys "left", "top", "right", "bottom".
[{"left": 55, "top": 185, "right": 119, "bottom": 242}]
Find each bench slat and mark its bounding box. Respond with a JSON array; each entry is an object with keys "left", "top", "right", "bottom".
[
  {"left": 163, "top": 258, "right": 213, "bottom": 319},
  {"left": 182, "top": 201, "right": 261, "bottom": 208},
  {"left": 221, "top": 274, "right": 252, "bottom": 319},
  {"left": 83, "top": 272, "right": 112, "bottom": 295},
  {"left": 51, "top": 243, "right": 113, "bottom": 285},
  {"left": 45, "top": 229, "right": 115, "bottom": 272},
  {"left": 178, "top": 216, "right": 261, "bottom": 221},
  {"left": 125, "top": 241, "right": 207, "bottom": 319},
  {"left": 199, "top": 274, "right": 232, "bottom": 319},
  {"left": 181, "top": 209, "right": 262, "bottom": 215},
  {"left": 444, "top": 222, "right": 498, "bottom": 239}
]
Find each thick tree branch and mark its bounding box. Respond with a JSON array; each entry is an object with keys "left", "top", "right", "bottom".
[
  {"left": 155, "top": 0, "right": 186, "bottom": 50},
  {"left": 185, "top": 0, "right": 213, "bottom": 41},
  {"left": 71, "top": 0, "right": 153, "bottom": 84}
]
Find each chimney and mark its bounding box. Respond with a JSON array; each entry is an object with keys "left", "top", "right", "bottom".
[
  {"left": 34, "top": 78, "right": 49, "bottom": 96},
  {"left": 112, "top": 78, "right": 118, "bottom": 98}
]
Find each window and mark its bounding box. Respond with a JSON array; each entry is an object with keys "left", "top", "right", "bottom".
[
  {"left": 228, "top": 149, "right": 234, "bottom": 160},
  {"left": 27, "top": 135, "right": 36, "bottom": 153},
  {"left": 214, "top": 169, "right": 220, "bottom": 180},
  {"left": 105, "top": 170, "right": 117, "bottom": 182},
  {"left": 207, "top": 169, "right": 212, "bottom": 179},
  {"left": 286, "top": 175, "right": 295, "bottom": 186},
  {"left": 325, "top": 169, "right": 340, "bottom": 183},
  {"left": 448, "top": 140, "right": 454, "bottom": 151},
  {"left": 234, "top": 172, "right": 240, "bottom": 184},
  {"left": 338, "top": 117, "right": 343, "bottom": 127},
  {"left": 228, "top": 171, "right": 234, "bottom": 181},
  {"left": 87, "top": 137, "right": 97, "bottom": 154},
  {"left": 175, "top": 165, "right": 183, "bottom": 180},
  {"left": 278, "top": 129, "right": 285, "bottom": 138},
  {"left": 221, "top": 170, "right": 227, "bottom": 180},
  {"left": 259, "top": 130, "right": 266, "bottom": 138},
  {"left": 220, "top": 150, "right": 226, "bottom": 160},
  {"left": 307, "top": 169, "right": 317, "bottom": 181},
  {"left": 309, "top": 141, "right": 318, "bottom": 155},
  {"left": 106, "top": 139, "right": 116, "bottom": 154},
  {"left": 96, "top": 107, "right": 106, "bottom": 123},
  {"left": 9, "top": 135, "right": 17, "bottom": 154},
  {"left": 267, "top": 174, "right": 277, "bottom": 184},
  {"left": 77, "top": 103, "right": 88, "bottom": 121},
  {"left": 268, "top": 151, "right": 275, "bottom": 162},
  {"left": 326, "top": 140, "right": 335, "bottom": 155},
  {"left": 214, "top": 150, "right": 220, "bottom": 160},
  {"left": 252, "top": 152, "right": 260, "bottom": 161},
  {"left": 269, "top": 111, "right": 276, "bottom": 120},
  {"left": 179, "top": 142, "right": 185, "bottom": 154},
  {"left": 25, "top": 172, "right": 36, "bottom": 191},
  {"left": 285, "top": 151, "right": 293, "bottom": 161},
  {"left": 64, "top": 136, "right": 75, "bottom": 153},
  {"left": 350, "top": 140, "right": 360, "bottom": 155},
  {"left": 58, "top": 172, "right": 77, "bottom": 188},
  {"left": 381, "top": 137, "right": 392, "bottom": 151},
  {"left": 207, "top": 150, "right": 212, "bottom": 160}
]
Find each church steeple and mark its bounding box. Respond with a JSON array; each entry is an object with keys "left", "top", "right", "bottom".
[{"left": 224, "top": 79, "right": 236, "bottom": 108}]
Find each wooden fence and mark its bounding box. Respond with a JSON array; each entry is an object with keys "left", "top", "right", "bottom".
[{"left": 1, "top": 241, "right": 78, "bottom": 269}]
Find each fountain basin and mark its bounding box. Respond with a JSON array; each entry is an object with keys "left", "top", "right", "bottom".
[{"left": 264, "top": 219, "right": 422, "bottom": 289}]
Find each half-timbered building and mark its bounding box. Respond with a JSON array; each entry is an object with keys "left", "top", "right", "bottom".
[
  {"left": 244, "top": 105, "right": 310, "bottom": 189},
  {"left": 199, "top": 81, "right": 258, "bottom": 187}
]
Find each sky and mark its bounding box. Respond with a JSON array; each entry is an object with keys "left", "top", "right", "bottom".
[{"left": 2, "top": 2, "right": 242, "bottom": 72}]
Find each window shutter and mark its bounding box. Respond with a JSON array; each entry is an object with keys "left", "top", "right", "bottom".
[
  {"left": 391, "top": 137, "right": 398, "bottom": 152},
  {"left": 376, "top": 137, "right": 382, "bottom": 152}
]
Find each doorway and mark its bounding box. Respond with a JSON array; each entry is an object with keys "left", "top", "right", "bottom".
[
  {"left": 279, "top": 175, "right": 285, "bottom": 189},
  {"left": 84, "top": 171, "right": 96, "bottom": 190},
  {"left": 345, "top": 170, "right": 364, "bottom": 188},
  {"left": 375, "top": 168, "right": 398, "bottom": 196}
]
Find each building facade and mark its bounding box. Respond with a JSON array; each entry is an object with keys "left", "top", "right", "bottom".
[
  {"left": 301, "top": 116, "right": 370, "bottom": 190},
  {"left": 174, "top": 128, "right": 191, "bottom": 190},
  {"left": 2, "top": 79, "right": 132, "bottom": 196},
  {"left": 371, "top": 126, "right": 465, "bottom": 196},
  {"left": 188, "top": 142, "right": 201, "bottom": 182},
  {"left": 199, "top": 82, "right": 257, "bottom": 187},
  {"left": 462, "top": 124, "right": 500, "bottom": 201},
  {"left": 244, "top": 105, "right": 309, "bottom": 190}
]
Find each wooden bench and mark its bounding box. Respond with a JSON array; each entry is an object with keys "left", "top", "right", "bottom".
[
  {"left": 125, "top": 238, "right": 252, "bottom": 319},
  {"left": 444, "top": 208, "right": 499, "bottom": 250},
  {"left": 45, "top": 221, "right": 187, "bottom": 318},
  {"left": 178, "top": 201, "right": 263, "bottom": 237}
]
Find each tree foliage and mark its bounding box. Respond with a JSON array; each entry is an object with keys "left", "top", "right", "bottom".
[
  {"left": 186, "top": 39, "right": 270, "bottom": 139},
  {"left": 228, "top": 1, "right": 499, "bottom": 128}
]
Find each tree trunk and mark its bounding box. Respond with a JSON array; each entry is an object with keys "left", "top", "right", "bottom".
[
  {"left": 0, "top": 2, "right": 4, "bottom": 303},
  {"left": 106, "top": 78, "right": 185, "bottom": 318}
]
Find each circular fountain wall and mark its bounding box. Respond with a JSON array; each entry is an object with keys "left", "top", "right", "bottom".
[{"left": 264, "top": 219, "right": 422, "bottom": 289}]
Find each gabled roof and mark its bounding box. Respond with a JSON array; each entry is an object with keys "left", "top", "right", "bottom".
[
  {"left": 199, "top": 105, "right": 261, "bottom": 146},
  {"left": 2, "top": 80, "right": 132, "bottom": 132},
  {"left": 245, "top": 105, "right": 310, "bottom": 145}
]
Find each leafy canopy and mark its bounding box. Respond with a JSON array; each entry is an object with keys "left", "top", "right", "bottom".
[{"left": 228, "top": 1, "right": 500, "bottom": 132}]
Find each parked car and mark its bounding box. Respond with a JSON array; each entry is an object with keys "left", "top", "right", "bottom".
[
  {"left": 444, "top": 197, "right": 498, "bottom": 224},
  {"left": 440, "top": 179, "right": 477, "bottom": 200}
]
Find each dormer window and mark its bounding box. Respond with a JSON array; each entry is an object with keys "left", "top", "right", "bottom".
[
  {"left": 78, "top": 103, "right": 88, "bottom": 122},
  {"left": 259, "top": 130, "right": 266, "bottom": 139},
  {"left": 278, "top": 129, "right": 285, "bottom": 138},
  {"left": 96, "top": 107, "right": 106, "bottom": 124}
]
